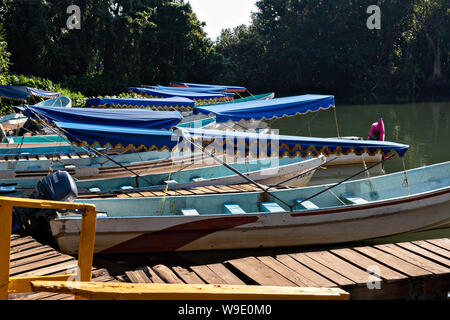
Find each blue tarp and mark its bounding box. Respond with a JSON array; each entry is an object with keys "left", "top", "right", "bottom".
[
  {"left": 52, "top": 120, "right": 409, "bottom": 158},
  {"left": 128, "top": 87, "right": 233, "bottom": 101},
  {"left": 85, "top": 96, "right": 195, "bottom": 111},
  {"left": 19, "top": 105, "right": 182, "bottom": 130},
  {"left": 56, "top": 121, "right": 178, "bottom": 152},
  {"left": 194, "top": 94, "right": 335, "bottom": 122},
  {"left": 170, "top": 82, "right": 246, "bottom": 92},
  {"left": 143, "top": 85, "right": 228, "bottom": 93},
  {"left": 0, "top": 85, "right": 60, "bottom": 101},
  {"left": 176, "top": 127, "right": 410, "bottom": 158}
]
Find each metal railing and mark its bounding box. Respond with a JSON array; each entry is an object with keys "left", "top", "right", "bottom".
[{"left": 0, "top": 196, "right": 97, "bottom": 300}]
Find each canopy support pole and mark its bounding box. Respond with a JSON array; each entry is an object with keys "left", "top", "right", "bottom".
[{"left": 179, "top": 131, "right": 294, "bottom": 211}]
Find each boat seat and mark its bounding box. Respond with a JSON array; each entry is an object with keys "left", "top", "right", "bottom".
[
  {"left": 341, "top": 193, "right": 369, "bottom": 205},
  {"left": 260, "top": 202, "right": 285, "bottom": 213},
  {"left": 120, "top": 185, "right": 134, "bottom": 190},
  {"left": 295, "top": 199, "right": 319, "bottom": 210},
  {"left": 223, "top": 203, "right": 246, "bottom": 214},
  {"left": 164, "top": 180, "right": 178, "bottom": 185},
  {"left": 181, "top": 208, "right": 200, "bottom": 216}
]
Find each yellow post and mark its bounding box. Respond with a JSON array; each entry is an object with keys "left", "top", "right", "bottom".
[
  {"left": 77, "top": 206, "right": 97, "bottom": 282},
  {"left": 0, "top": 205, "right": 12, "bottom": 300},
  {"left": 0, "top": 196, "right": 98, "bottom": 299}
]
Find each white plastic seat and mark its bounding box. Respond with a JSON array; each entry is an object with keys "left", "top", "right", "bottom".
[{"left": 181, "top": 208, "right": 200, "bottom": 216}]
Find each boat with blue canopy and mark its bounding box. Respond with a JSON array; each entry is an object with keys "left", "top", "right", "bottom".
[
  {"left": 144, "top": 85, "right": 229, "bottom": 93},
  {"left": 17, "top": 105, "right": 183, "bottom": 130},
  {"left": 128, "top": 87, "right": 234, "bottom": 104},
  {"left": 193, "top": 94, "right": 335, "bottom": 123},
  {"left": 170, "top": 82, "right": 246, "bottom": 93},
  {"left": 0, "top": 85, "right": 60, "bottom": 101},
  {"left": 84, "top": 96, "right": 195, "bottom": 112},
  {"left": 54, "top": 121, "right": 409, "bottom": 158}
]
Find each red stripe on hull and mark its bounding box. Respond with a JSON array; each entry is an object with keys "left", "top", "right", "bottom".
[{"left": 99, "top": 215, "right": 258, "bottom": 254}]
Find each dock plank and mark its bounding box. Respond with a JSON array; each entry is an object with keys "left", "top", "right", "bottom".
[
  {"left": 257, "top": 255, "right": 317, "bottom": 287},
  {"left": 172, "top": 266, "right": 205, "bottom": 284},
  {"left": 275, "top": 254, "right": 338, "bottom": 287},
  {"left": 205, "top": 263, "right": 246, "bottom": 285},
  {"left": 305, "top": 251, "right": 372, "bottom": 284},
  {"left": 374, "top": 244, "right": 450, "bottom": 274},
  {"left": 289, "top": 253, "right": 355, "bottom": 286},
  {"left": 426, "top": 238, "right": 450, "bottom": 251},
  {"left": 126, "top": 270, "right": 152, "bottom": 283},
  {"left": 227, "top": 256, "right": 296, "bottom": 287},
  {"left": 354, "top": 246, "right": 431, "bottom": 277},
  {"left": 10, "top": 255, "right": 75, "bottom": 276},
  {"left": 190, "top": 265, "right": 228, "bottom": 284},
  {"left": 151, "top": 264, "right": 184, "bottom": 284},
  {"left": 331, "top": 248, "right": 407, "bottom": 282},
  {"left": 412, "top": 240, "right": 450, "bottom": 258},
  {"left": 396, "top": 242, "right": 450, "bottom": 267}
]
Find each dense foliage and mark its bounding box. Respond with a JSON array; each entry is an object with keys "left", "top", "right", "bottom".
[
  {"left": 215, "top": 0, "right": 450, "bottom": 103},
  {"left": 0, "top": 0, "right": 448, "bottom": 105}
]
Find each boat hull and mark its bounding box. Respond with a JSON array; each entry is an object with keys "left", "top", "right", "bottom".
[{"left": 50, "top": 186, "right": 450, "bottom": 254}]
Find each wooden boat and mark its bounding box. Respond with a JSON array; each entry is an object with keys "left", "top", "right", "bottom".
[
  {"left": 34, "top": 96, "right": 72, "bottom": 108},
  {"left": 50, "top": 161, "right": 450, "bottom": 254},
  {"left": 0, "top": 113, "right": 28, "bottom": 131},
  {"left": 0, "top": 154, "right": 324, "bottom": 197}
]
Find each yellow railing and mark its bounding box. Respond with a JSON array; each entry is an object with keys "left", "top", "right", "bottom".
[
  {"left": 0, "top": 196, "right": 97, "bottom": 300},
  {"left": 0, "top": 196, "right": 350, "bottom": 300}
]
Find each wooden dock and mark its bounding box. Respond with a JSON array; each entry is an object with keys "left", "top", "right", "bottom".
[
  {"left": 7, "top": 234, "right": 116, "bottom": 300},
  {"left": 5, "top": 234, "right": 450, "bottom": 299},
  {"left": 119, "top": 237, "right": 450, "bottom": 300}
]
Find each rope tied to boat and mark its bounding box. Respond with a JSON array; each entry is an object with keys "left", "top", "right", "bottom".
[{"left": 402, "top": 157, "right": 411, "bottom": 195}]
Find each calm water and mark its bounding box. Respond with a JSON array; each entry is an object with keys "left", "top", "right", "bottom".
[
  {"left": 273, "top": 101, "right": 450, "bottom": 244},
  {"left": 272, "top": 101, "right": 450, "bottom": 178}
]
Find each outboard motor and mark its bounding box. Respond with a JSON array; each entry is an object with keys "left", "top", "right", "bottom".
[{"left": 12, "top": 170, "right": 78, "bottom": 243}]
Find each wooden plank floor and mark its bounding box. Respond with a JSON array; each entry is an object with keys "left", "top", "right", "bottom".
[
  {"left": 120, "top": 237, "right": 450, "bottom": 300},
  {"left": 7, "top": 234, "right": 118, "bottom": 300}
]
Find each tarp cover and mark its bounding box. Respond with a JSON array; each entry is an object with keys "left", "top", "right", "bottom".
[
  {"left": 52, "top": 121, "right": 409, "bottom": 158},
  {"left": 194, "top": 94, "right": 335, "bottom": 122},
  {"left": 0, "top": 85, "right": 60, "bottom": 101},
  {"left": 176, "top": 127, "right": 410, "bottom": 158},
  {"left": 56, "top": 121, "right": 177, "bottom": 152},
  {"left": 85, "top": 96, "right": 195, "bottom": 111},
  {"left": 20, "top": 105, "right": 182, "bottom": 130},
  {"left": 144, "top": 85, "right": 228, "bottom": 93},
  {"left": 128, "top": 87, "right": 232, "bottom": 101},
  {"left": 170, "top": 82, "right": 246, "bottom": 92}
]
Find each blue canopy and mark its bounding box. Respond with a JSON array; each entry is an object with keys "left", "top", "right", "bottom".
[
  {"left": 85, "top": 97, "right": 195, "bottom": 112},
  {"left": 128, "top": 87, "right": 233, "bottom": 103},
  {"left": 56, "top": 121, "right": 178, "bottom": 152},
  {"left": 0, "top": 85, "right": 60, "bottom": 101},
  {"left": 170, "top": 82, "right": 246, "bottom": 93},
  {"left": 19, "top": 105, "right": 182, "bottom": 130},
  {"left": 176, "top": 127, "right": 410, "bottom": 158},
  {"left": 194, "top": 94, "right": 335, "bottom": 122},
  {"left": 143, "top": 85, "right": 228, "bottom": 93},
  {"left": 52, "top": 121, "right": 409, "bottom": 158}
]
